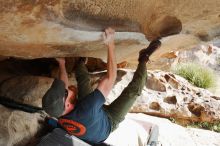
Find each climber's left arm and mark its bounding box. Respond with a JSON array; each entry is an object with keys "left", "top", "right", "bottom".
[{"left": 56, "top": 58, "right": 69, "bottom": 89}]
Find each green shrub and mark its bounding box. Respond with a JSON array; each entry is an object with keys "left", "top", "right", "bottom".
[
  {"left": 187, "top": 121, "right": 220, "bottom": 133},
  {"left": 169, "top": 118, "right": 220, "bottom": 132},
  {"left": 172, "top": 62, "right": 216, "bottom": 89}
]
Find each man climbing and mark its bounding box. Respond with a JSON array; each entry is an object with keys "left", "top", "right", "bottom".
[{"left": 42, "top": 27, "right": 161, "bottom": 145}]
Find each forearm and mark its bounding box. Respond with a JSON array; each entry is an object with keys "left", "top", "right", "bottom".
[
  {"left": 107, "top": 44, "right": 117, "bottom": 82},
  {"left": 58, "top": 62, "right": 69, "bottom": 89},
  {"left": 97, "top": 27, "right": 117, "bottom": 98}
]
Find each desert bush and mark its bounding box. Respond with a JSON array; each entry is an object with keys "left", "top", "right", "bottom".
[
  {"left": 172, "top": 62, "right": 216, "bottom": 89},
  {"left": 187, "top": 121, "right": 220, "bottom": 133},
  {"left": 169, "top": 118, "right": 220, "bottom": 132}
]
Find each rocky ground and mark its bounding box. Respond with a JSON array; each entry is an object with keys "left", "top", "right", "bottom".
[
  {"left": 126, "top": 113, "right": 220, "bottom": 146},
  {"left": 105, "top": 69, "right": 220, "bottom": 123}
]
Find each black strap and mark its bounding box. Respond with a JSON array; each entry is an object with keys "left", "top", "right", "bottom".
[{"left": 0, "top": 96, "right": 42, "bottom": 113}]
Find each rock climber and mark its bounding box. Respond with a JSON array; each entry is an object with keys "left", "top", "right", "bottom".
[{"left": 42, "top": 27, "right": 161, "bottom": 145}]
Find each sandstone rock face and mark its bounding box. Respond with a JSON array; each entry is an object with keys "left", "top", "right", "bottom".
[
  {"left": 0, "top": 76, "right": 53, "bottom": 107},
  {"left": 146, "top": 75, "right": 167, "bottom": 92},
  {"left": 0, "top": 105, "right": 45, "bottom": 146},
  {"left": 0, "top": 0, "right": 220, "bottom": 63},
  {"left": 0, "top": 1, "right": 219, "bottom": 144},
  {"left": 164, "top": 43, "right": 220, "bottom": 71},
  {"left": 0, "top": 0, "right": 148, "bottom": 61},
  {"left": 107, "top": 69, "right": 220, "bottom": 122},
  {"left": 149, "top": 102, "right": 161, "bottom": 111},
  {"left": 160, "top": 43, "right": 220, "bottom": 96}
]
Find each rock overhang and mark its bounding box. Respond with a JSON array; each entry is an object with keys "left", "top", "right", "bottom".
[{"left": 0, "top": 0, "right": 220, "bottom": 68}]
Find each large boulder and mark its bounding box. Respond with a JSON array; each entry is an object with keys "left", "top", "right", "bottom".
[
  {"left": 0, "top": 0, "right": 220, "bottom": 64},
  {"left": 158, "top": 43, "right": 220, "bottom": 96},
  {"left": 0, "top": 76, "right": 53, "bottom": 106},
  {"left": 107, "top": 69, "right": 220, "bottom": 122},
  {"left": 0, "top": 105, "right": 45, "bottom": 146}
]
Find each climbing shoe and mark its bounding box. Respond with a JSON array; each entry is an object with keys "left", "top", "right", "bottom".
[{"left": 138, "top": 39, "right": 161, "bottom": 63}]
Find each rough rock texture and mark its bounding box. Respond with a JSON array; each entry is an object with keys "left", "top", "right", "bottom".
[
  {"left": 158, "top": 42, "right": 220, "bottom": 96},
  {"left": 0, "top": 0, "right": 220, "bottom": 63},
  {"left": 106, "top": 69, "right": 220, "bottom": 122},
  {"left": 157, "top": 41, "right": 220, "bottom": 70},
  {"left": 0, "top": 105, "right": 46, "bottom": 146},
  {"left": 0, "top": 76, "right": 53, "bottom": 107},
  {"left": 0, "top": 1, "right": 220, "bottom": 145},
  {"left": 0, "top": 0, "right": 147, "bottom": 61}
]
